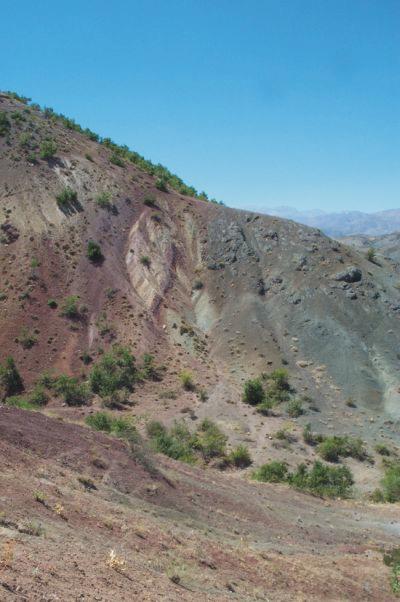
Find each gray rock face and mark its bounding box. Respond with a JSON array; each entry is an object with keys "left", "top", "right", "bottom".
[{"left": 334, "top": 266, "right": 362, "bottom": 283}]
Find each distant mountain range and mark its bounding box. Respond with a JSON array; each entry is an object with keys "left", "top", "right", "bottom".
[{"left": 260, "top": 206, "right": 400, "bottom": 237}]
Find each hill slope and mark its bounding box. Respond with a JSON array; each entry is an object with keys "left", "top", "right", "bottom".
[{"left": 1, "top": 92, "right": 400, "bottom": 600}]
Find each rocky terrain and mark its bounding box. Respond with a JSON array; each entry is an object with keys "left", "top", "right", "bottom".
[{"left": 1, "top": 92, "right": 400, "bottom": 600}]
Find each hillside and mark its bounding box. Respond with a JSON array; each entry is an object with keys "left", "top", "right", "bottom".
[{"left": 1, "top": 92, "right": 400, "bottom": 600}]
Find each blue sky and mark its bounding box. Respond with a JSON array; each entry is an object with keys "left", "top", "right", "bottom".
[{"left": 1, "top": 0, "right": 399, "bottom": 212}]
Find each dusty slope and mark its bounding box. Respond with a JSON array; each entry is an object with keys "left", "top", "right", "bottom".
[
  {"left": 1, "top": 93, "right": 400, "bottom": 600},
  {"left": 0, "top": 406, "right": 398, "bottom": 601}
]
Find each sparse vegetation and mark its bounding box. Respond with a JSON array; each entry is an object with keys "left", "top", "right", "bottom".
[
  {"left": 143, "top": 194, "right": 157, "bottom": 207},
  {"left": 366, "top": 247, "right": 376, "bottom": 263},
  {"left": 253, "top": 461, "right": 288, "bottom": 483},
  {"left": 89, "top": 345, "right": 137, "bottom": 398},
  {"left": 243, "top": 378, "right": 265, "bottom": 405},
  {"left": 60, "top": 295, "right": 81, "bottom": 319},
  {"left": 18, "top": 327, "right": 37, "bottom": 349},
  {"left": 0, "top": 112, "right": 10, "bottom": 136},
  {"left": 146, "top": 418, "right": 233, "bottom": 466},
  {"left": 39, "top": 139, "right": 57, "bottom": 159},
  {"left": 110, "top": 152, "right": 125, "bottom": 167},
  {"left": 56, "top": 187, "right": 78, "bottom": 210},
  {"left": 53, "top": 374, "right": 90, "bottom": 406},
  {"left": 0, "top": 357, "right": 23, "bottom": 398},
  {"left": 96, "top": 191, "right": 112, "bottom": 210},
  {"left": 87, "top": 240, "right": 103, "bottom": 262},
  {"left": 140, "top": 255, "right": 151, "bottom": 268},
  {"left": 155, "top": 176, "right": 168, "bottom": 192},
  {"left": 228, "top": 445, "right": 252, "bottom": 468},
  {"left": 47, "top": 298, "right": 58, "bottom": 308},
  {"left": 375, "top": 443, "right": 391, "bottom": 456},
  {"left": 287, "top": 399, "right": 303, "bottom": 418},
  {"left": 179, "top": 370, "right": 195, "bottom": 391},
  {"left": 317, "top": 435, "right": 368, "bottom": 463}
]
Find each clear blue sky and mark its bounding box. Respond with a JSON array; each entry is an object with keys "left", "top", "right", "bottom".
[{"left": 1, "top": 0, "right": 399, "bottom": 212}]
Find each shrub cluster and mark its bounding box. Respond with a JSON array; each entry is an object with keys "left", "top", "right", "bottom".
[
  {"left": 243, "top": 369, "right": 292, "bottom": 415},
  {"left": 253, "top": 459, "right": 354, "bottom": 498},
  {"left": 146, "top": 419, "right": 251, "bottom": 468}
]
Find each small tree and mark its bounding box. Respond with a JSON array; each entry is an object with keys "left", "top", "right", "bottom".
[{"left": 366, "top": 248, "right": 376, "bottom": 263}]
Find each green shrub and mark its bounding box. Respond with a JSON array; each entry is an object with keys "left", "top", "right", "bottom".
[
  {"left": 140, "top": 255, "right": 151, "bottom": 268},
  {"left": 96, "top": 192, "right": 112, "bottom": 210},
  {"left": 110, "top": 153, "right": 124, "bottom": 167},
  {"left": 243, "top": 378, "right": 265, "bottom": 405},
  {"left": 28, "top": 385, "right": 48, "bottom": 406},
  {"left": 86, "top": 412, "right": 138, "bottom": 442},
  {"left": 155, "top": 177, "right": 168, "bottom": 192},
  {"left": 53, "top": 375, "right": 89, "bottom": 406},
  {"left": 141, "top": 353, "right": 161, "bottom": 381},
  {"left": 143, "top": 195, "right": 157, "bottom": 207},
  {"left": 191, "top": 419, "right": 227, "bottom": 460},
  {"left": 146, "top": 420, "right": 195, "bottom": 463},
  {"left": 39, "top": 139, "right": 57, "bottom": 159},
  {"left": 375, "top": 443, "right": 391, "bottom": 457},
  {"left": 87, "top": 240, "right": 103, "bottom": 262},
  {"left": 89, "top": 345, "right": 137, "bottom": 397},
  {"left": 179, "top": 370, "right": 195, "bottom": 391},
  {"left": 317, "top": 435, "right": 368, "bottom": 463},
  {"left": 47, "top": 298, "right": 58, "bottom": 308},
  {"left": 253, "top": 461, "right": 288, "bottom": 483},
  {"left": 256, "top": 398, "right": 275, "bottom": 416},
  {"left": 366, "top": 248, "right": 376, "bottom": 263},
  {"left": 60, "top": 295, "right": 80, "bottom": 319},
  {"left": 289, "top": 461, "right": 354, "bottom": 498},
  {"left": 4, "top": 395, "right": 37, "bottom": 410},
  {"left": 0, "top": 357, "right": 23, "bottom": 398},
  {"left": 228, "top": 445, "right": 252, "bottom": 468},
  {"left": 0, "top": 112, "right": 11, "bottom": 136},
  {"left": 18, "top": 327, "right": 37, "bottom": 349},
  {"left": 381, "top": 463, "right": 400, "bottom": 502},
  {"left": 56, "top": 187, "right": 78, "bottom": 210},
  {"left": 287, "top": 399, "right": 303, "bottom": 418},
  {"left": 268, "top": 368, "right": 290, "bottom": 390},
  {"left": 302, "top": 424, "right": 324, "bottom": 446}
]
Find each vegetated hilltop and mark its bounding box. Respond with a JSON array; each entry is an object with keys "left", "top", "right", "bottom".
[{"left": 1, "top": 92, "right": 400, "bottom": 600}]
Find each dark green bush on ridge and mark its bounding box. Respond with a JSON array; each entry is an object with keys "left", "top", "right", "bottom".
[{"left": 243, "top": 378, "right": 265, "bottom": 405}]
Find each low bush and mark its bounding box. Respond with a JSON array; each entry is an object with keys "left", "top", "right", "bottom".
[
  {"left": 287, "top": 399, "right": 303, "bottom": 418},
  {"left": 39, "top": 139, "right": 57, "bottom": 160},
  {"left": 228, "top": 445, "right": 252, "bottom": 468},
  {"left": 56, "top": 187, "right": 78, "bottom": 210},
  {"left": 89, "top": 345, "right": 137, "bottom": 397},
  {"left": 3, "top": 395, "right": 37, "bottom": 410},
  {"left": 243, "top": 378, "right": 265, "bottom": 405},
  {"left": 179, "top": 370, "right": 195, "bottom": 391},
  {"left": 87, "top": 240, "right": 103, "bottom": 262},
  {"left": 53, "top": 375, "right": 90, "bottom": 406},
  {"left": 86, "top": 412, "right": 138, "bottom": 442},
  {"left": 253, "top": 461, "right": 288, "bottom": 483},
  {"left": 110, "top": 153, "right": 124, "bottom": 167},
  {"left": 140, "top": 255, "right": 151, "bottom": 268},
  {"left": 155, "top": 177, "right": 168, "bottom": 192},
  {"left": 381, "top": 463, "right": 400, "bottom": 502},
  {"left": 0, "top": 112, "right": 10, "bottom": 136},
  {"left": 191, "top": 419, "right": 227, "bottom": 460},
  {"left": 60, "top": 295, "right": 81, "bottom": 319},
  {"left": 289, "top": 461, "right": 354, "bottom": 498},
  {"left": 28, "top": 385, "right": 48, "bottom": 406},
  {"left": 18, "top": 327, "right": 37, "bottom": 349},
  {"left": 96, "top": 192, "right": 112, "bottom": 210},
  {"left": 317, "top": 435, "right": 368, "bottom": 463},
  {"left": 0, "top": 357, "right": 23, "bottom": 398},
  {"left": 375, "top": 443, "right": 391, "bottom": 457},
  {"left": 147, "top": 418, "right": 230, "bottom": 465}
]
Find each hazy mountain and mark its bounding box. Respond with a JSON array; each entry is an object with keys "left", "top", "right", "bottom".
[{"left": 262, "top": 206, "right": 400, "bottom": 237}]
